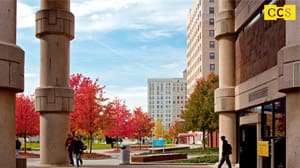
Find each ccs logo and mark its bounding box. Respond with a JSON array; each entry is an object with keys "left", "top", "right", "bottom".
[{"left": 264, "top": 5, "right": 296, "bottom": 20}]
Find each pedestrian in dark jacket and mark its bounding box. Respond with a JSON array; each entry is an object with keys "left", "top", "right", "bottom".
[
  {"left": 218, "top": 136, "right": 232, "bottom": 168},
  {"left": 73, "top": 136, "right": 84, "bottom": 167},
  {"left": 16, "top": 137, "right": 22, "bottom": 158},
  {"left": 65, "top": 133, "right": 74, "bottom": 166}
]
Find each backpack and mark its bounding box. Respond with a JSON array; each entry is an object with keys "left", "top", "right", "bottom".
[
  {"left": 226, "top": 143, "right": 232, "bottom": 154},
  {"left": 82, "top": 145, "right": 87, "bottom": 150}
]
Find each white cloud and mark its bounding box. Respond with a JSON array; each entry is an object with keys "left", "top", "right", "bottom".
[
  {"left": 72, "top": 0, "right": 193, "bottom": 34},
  {"left": 17, "top": 2, "right": 37, "bottom": 28},
  {"left": 161, "top": 62, "right": 180, "bottom": 69},
  {"left": 25, "top": 73, "right": 38, "bottom": 78},
  {"left": 105, "top": 86, "right": 148, "bottom": 111},
  {"left": 140, "top": 30, "right": 172, "bottom": 40},
  {"left": 17, "top": 0, "right": 193, "bottom": 39}
]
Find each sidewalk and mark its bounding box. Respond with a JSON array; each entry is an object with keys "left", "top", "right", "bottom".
[
  {"left": 27, "top": 147, "right": 221, "bottom": 168},
  {"left": 27, "top": 156, "right": 217, "bottom": 168}
]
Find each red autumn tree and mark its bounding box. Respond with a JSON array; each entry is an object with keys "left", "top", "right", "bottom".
[
  {"left": 70, "top": 74, "right": 107, "bottom": 154},
  {"left": 16, "top": 94, "right": 39, "bottom": 153},
  {"left": 102, "top": 98, "right": 136, "bottom": 149},
  {"left": 132, "top": 107, "right": 154, "bottom": 149}
]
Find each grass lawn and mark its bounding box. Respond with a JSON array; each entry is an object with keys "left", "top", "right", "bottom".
[
  {"left": 22, "top": 142, "right": 113, "bottom": 150},
  {"left": 170, "top": 155, "right": 219, "bottom": 163},
  {"left": 21, "top": 142, "right": 176, "bottom": 150},
  {"left": 139, "top": 147, "right": 219, "bottom": 155},
  {"left": 136, "top": 147, "right": 219, "bottom": 164},
  {"left": 22, "top": 142, "right": 40, "bottom": 150}
]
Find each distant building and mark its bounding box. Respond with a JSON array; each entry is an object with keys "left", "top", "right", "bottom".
[
  {"left": 186, "top": 0, "right": 219, "bottom": 94},
  {"left": 148, "top": 71, "right": 187, "bottom": 129}
]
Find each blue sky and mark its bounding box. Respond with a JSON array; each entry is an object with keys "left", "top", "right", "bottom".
[{"left": 17, "top": 0, "right": 193, "bottom": 111}]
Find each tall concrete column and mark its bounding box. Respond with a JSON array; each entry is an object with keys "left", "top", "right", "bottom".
[
  {"left": 278, "top": 0, "right": 300, "bottom": 167},
  {"left": 35, "top": 0, "right": 74, "bottom": 165},
  {"left": 214, "top": 0, "right": 237, "bottom": 164},
  {"left": 0, "top": 1, "right": 24, "bottom": 168}
]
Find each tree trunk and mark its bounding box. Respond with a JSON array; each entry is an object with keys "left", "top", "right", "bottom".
[
  {"left": 89, "top": 133, "right": 93, "bottom": 154},
  {"left": 139, "top": 137, "right": 142, "bottom": 149},
  {"left": 23, "top": 133, "right": 27, "bottom": 154},
  {"left": 116, "top": 136, "right": 119, "bottom": 150},
  {"left": 202, "top": 129, "right": 206, "bottom": 149}
]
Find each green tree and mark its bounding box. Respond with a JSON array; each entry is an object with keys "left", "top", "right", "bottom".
[
  {"left": 153, "top": 118, "right": 164, "bottom": 139},
  {"left": 181, "top": 73, "right": 219, "bottom": 148}
]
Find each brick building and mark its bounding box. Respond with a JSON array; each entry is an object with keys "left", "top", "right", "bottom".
[{"left": 215, "top": 0, "right": 299, "bottom": 168}]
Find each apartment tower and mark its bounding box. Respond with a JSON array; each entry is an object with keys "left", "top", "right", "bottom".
[
  {"left": 148, "top": 71, "right": 187, "bottom": 129},
  {"left": 187, "top": 0, "right": 219, "bottom": 94}
]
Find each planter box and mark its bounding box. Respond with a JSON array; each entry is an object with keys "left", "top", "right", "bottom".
[
  {"left": 131, "top": 153, "right": 187, "bottom": 162},
  {"left": 149, "top": 146, "right": 190, "bottom": 153}
]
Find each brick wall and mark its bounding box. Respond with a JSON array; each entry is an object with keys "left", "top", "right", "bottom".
[{"left": 235, "top": 15, "right": 285, "bottom": 84}]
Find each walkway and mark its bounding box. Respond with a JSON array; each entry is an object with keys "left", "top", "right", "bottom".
[{"left": 27, "top": 146, "right": 226, "bottom": 168}]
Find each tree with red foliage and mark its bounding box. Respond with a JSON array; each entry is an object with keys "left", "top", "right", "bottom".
[
  {"left": 132, "top": 107, "right": 154, "bottom": 149},
  {"left": 70, "top": 74, "right": 107, "bottom": 154},
  {"left": 16, "top": 94, "right": 39, "bottom": 153},
  {"left": 102, "top": 98, "right": 136, "bottom": 149}
]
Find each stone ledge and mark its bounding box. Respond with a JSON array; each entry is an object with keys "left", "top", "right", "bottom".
[
  {"left": 278, "top": 44, "right": 300, "bottom": 92},
  {"left": 215, "top": 88, "right": 235, "bottom": 112},
  {"left": 0, "top": 42, "right": 24, "bottom": 92},
  {"left": 131, "top": 153, "right": 187, "bottom": 162},
  {"left": 35, "top": 87, "right": 74, "bottom": 112},
  {"left": 215, "top": 10, "right": 235, "bottom": 40},
  {"left": 36, "top": 9, "right": 74, "bottom": 40}
]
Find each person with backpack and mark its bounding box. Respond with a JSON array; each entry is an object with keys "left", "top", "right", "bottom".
[
  {"left": 73, "top": 135, "right": 85, "bottom": 167},
  {"left": 218, "top": 136, "right": 232, "bottom": 168}
]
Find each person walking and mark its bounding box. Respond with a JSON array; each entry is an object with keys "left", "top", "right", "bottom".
[
  {"left": 65, "top": 133, "right": 74, "bottom": 166},
  {"left": 78, "top": 136, "right": 86, "bottom": 166},
  {"left": 16, "top": 137, "right": 21, "bottom": 158},
  {"left": 218, "top": 136, "right": 232, "bottom": 168},
  {"left": 73, "top": 136, "right": 84, "bottom": 167}
]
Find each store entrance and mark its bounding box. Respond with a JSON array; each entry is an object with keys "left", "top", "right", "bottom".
[{"left": 240, "top": 125, "right": 257, "bottom": 168}]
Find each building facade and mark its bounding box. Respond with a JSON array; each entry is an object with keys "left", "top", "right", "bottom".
[
  {"left": 215, "top": 0, "right": 299, "bottom": 168},
  {"left": 187, "top": 0, "right": 219, "bottom": 94},
  {"left": 148, "top": 73, "right": 187, "bottom": 129}
]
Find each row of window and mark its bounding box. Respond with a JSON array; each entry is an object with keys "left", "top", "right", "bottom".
[
  {"left": 149, "top": 95, "right": 186, "bottom": 99},
  {"left": 149, "top": 100, "right": 186, "bottom": 107}
]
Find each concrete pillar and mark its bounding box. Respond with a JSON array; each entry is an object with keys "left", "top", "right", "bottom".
[
  {"left": 278, "top": 1, "right": 300, "bottom": 167},
  {"left": 35, "top": 0, "right": 74, "bottom": 166},
  {"left": 0, "top": 1, "right": 24, "bottom": 168},
  {"left": 215, "top": 0, "right": 237, "bottom": 164}
]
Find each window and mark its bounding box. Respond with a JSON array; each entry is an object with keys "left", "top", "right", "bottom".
[
  {"left": 209, "top": 30, "right": 214, "bottom": 37},
  {"left": 210, "top": 52, "right": 215, "bottom": 59},
  {"left": 209, "top": 41, "right": 215, "bottom": 48},
  {"left": 210, "top": 64, "right": 215, "bottom": 71},
  {"left": 209, "top": 7, "right": 214, "bottom": 14},
  {"left": 209, "top": 18, "right": 214, "bottom": 25}
]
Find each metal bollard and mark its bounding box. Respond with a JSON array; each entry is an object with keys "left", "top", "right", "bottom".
[{"left": 120, "top": 145, "right": 130, "bottom": 164}]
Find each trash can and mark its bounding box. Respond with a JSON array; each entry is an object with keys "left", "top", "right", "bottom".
[{"left": 120, "top": 144, "right": 130, "bottom": 164}]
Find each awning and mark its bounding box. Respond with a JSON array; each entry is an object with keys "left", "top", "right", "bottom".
[{"left": 178, "top": 132, "right": 199, "bottom": 137}]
